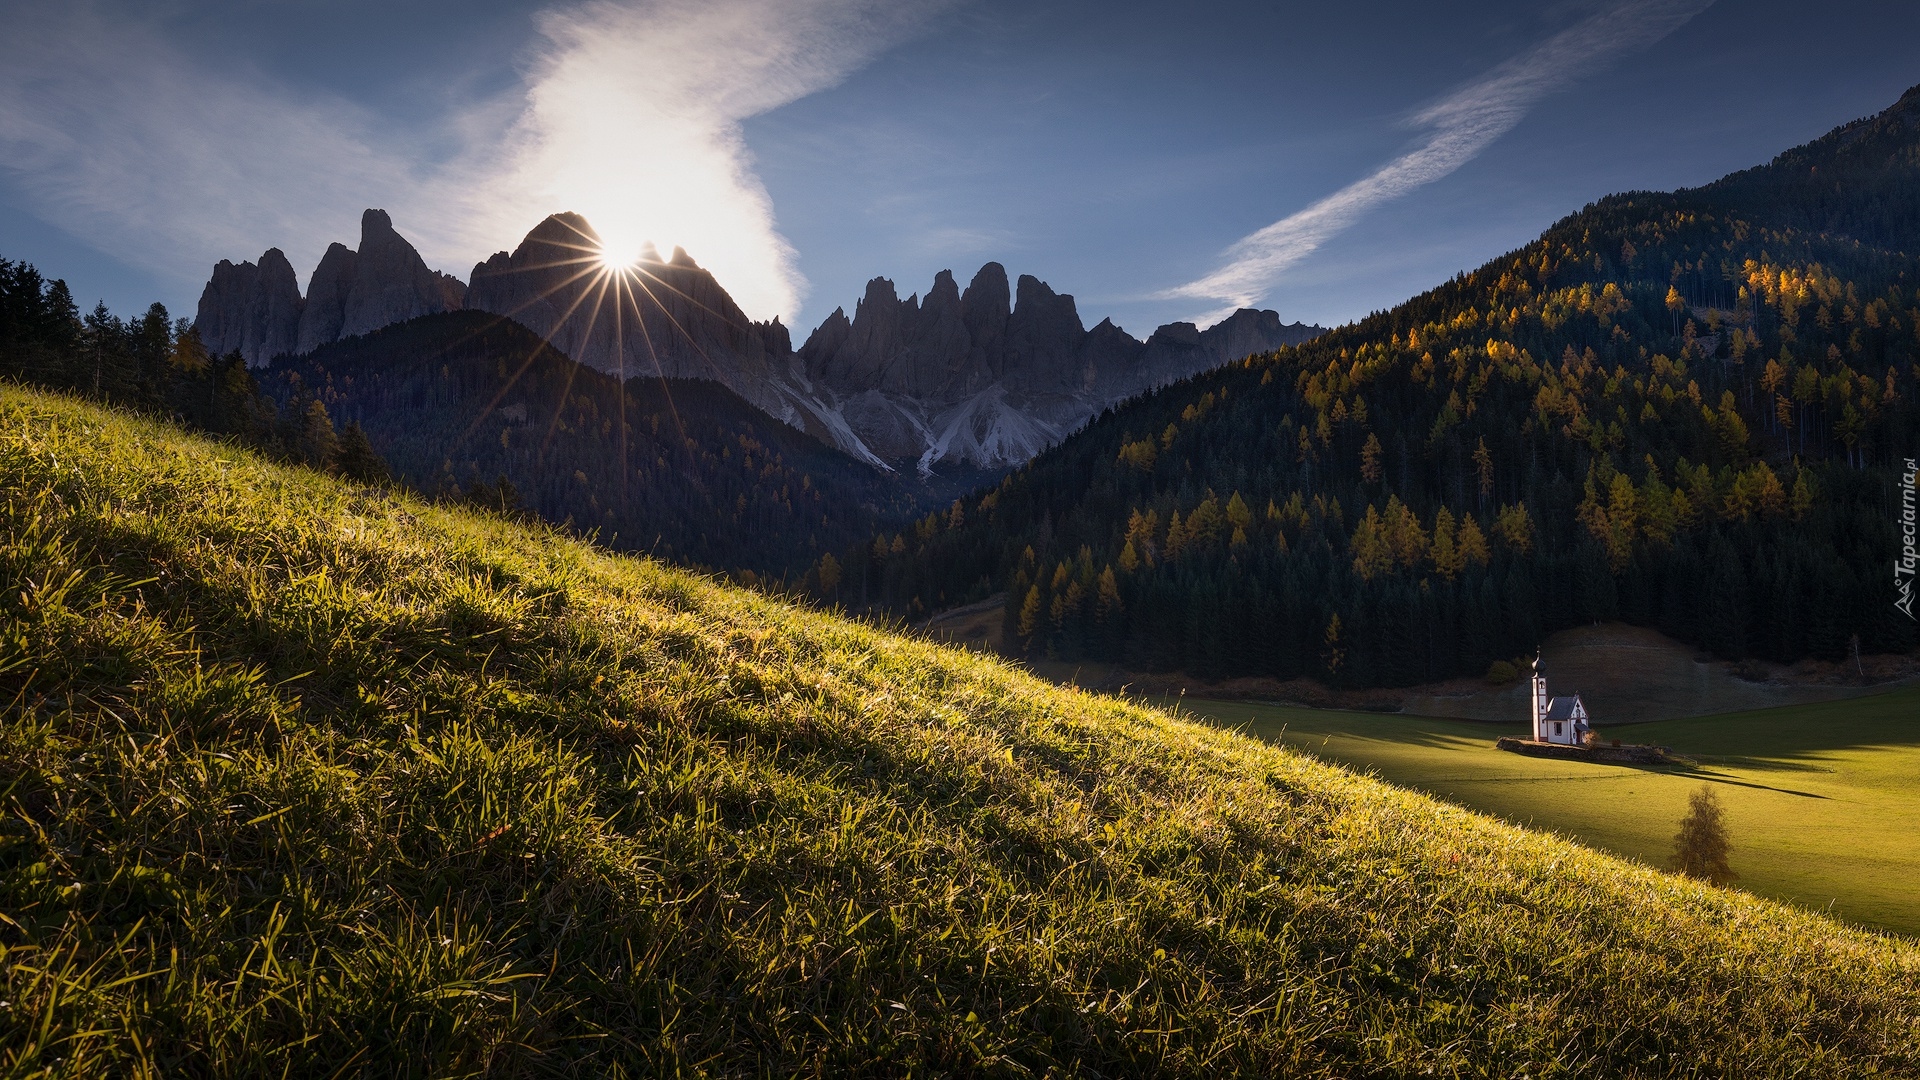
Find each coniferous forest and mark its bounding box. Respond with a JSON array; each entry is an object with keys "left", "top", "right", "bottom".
[
  {"left": 855, "top": 86, "right": 1920, "bottom": 687},
  {"left": 0, "top": 260, "right": 388, "bottom": 481}
]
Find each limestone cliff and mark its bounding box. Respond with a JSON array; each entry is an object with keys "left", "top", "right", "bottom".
[
  {"left": 195, "top": 209, "right": 464, "bottom": 363},
  {"left": 193, "top": 247, "right": 303, "bottom": 364},
  {"left": 796, "top": 262, "right": 1323, "bottom": 469}
]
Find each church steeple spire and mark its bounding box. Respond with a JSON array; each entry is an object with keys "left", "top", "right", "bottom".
[{"left": 1530, "top": 650, "right": 1548, "bottom": 740}]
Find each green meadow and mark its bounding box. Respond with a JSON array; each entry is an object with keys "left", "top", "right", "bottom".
[
  {"left": 2, "top": 383, "right": 1918, "bottom": 1074},
  {"left": 1183, "top": 693, "right": 1920, "bottom": 936}
]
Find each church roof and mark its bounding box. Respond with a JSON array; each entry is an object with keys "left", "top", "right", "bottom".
[{"left": 1544, "top": 695, "right": 1583, "bottom": 721}]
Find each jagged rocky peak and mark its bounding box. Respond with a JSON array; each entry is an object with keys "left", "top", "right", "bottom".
[
  {"left": 295, "top": 243, "right": 358, "bottom": 355},
  {"left": 799, "top": 261, "right": 1316, "bottom": 402},
  {"left": 197, "top": 208, "right": 467, "bottom": 364},
  {"left": 799, "top": 306, "right": 852, "bottom": 364},
  {"left": 194, "top": 247, "right": 303, "bottom": 365},
  {"left": 961, "top": 263, "right": 1010, "bottom": 371},
  {"left": 338, "top": 209, "right": 466, "bottom": 338},
  {"left": 802, "top": 261, "right": 1097, "bottom": 400},
  {"left": 1004, "top": 274, "right": 1085, "bottom": 388},
  {"left": 294, "top": 208, "right": 464, "bottom": 354},
  {"left": 467, "top": 211, "right": 601, "bottom": 314},
  {"left": 791, "top": 259, "right": 1328, "bottom": 470},
  {"left": 465, "top": 213, "right": 793, "bottom": 400},
  {"left": 1202, "top": 307, "right": 1321, "bottom": 357}
]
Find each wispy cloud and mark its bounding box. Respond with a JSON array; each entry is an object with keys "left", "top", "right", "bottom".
[
  {"left": 1164, "top": 0, "right": 1716, "bottom": 324},
  {"left": 0, "top": 0, "right": 946, "bottom": 322},
  {"left": 0, "top": 3, "right": 415, "bottom": 300},
  {"left": 471, "top": 0, "right": 949, "bottom": 321}
]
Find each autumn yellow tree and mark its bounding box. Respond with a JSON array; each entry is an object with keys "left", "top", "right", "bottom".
[
  {"left": 1494, "top": 503, "right": 1534, "bottom": 555},
  {"left": 1350, "top": 507, "right": 1393, "bottom": 580},
  {"left": 1095, "top": 566, "right": 1123, "bottom": 622},
  {"left": 1322, "top": 613, "right": 1344, "bottom": 676},
  {"left": 1671, "top": 786, "right": 1736, "bottom": 885},
  {"left": 1226, "top": 491, "right": 1253, "bottom": 547},
  {"left": 1458, "top": 513, "right": 1491, "bottom": 566},
  {"left": 1360, "top": 432, "right": 1383, "bottom": 483},
  {"left": 1431, "top": 507, "right": 1464, "bottom": 581},
  {"left": 1384, "top": 496, "right": 1429, "bottom": 569},
  {"left": 1017, "top": 585, "right": 1043, "bottom": 644}
]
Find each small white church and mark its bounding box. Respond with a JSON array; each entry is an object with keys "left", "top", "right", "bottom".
[{"left": 1529, "top": 653, "right": 1591, "bottom": 746}]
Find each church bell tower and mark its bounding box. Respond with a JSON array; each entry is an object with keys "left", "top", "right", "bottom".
[{"left": 1530, "top": 652, "right": 1548, "bottom": 741}]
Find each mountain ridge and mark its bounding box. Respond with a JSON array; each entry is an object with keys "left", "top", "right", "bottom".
[
  {"left": 196, "top": 209, "right": 466, "bottom": 365},
  {"left": 193, "top": 212, "right": 1325, "bottom": 472}
]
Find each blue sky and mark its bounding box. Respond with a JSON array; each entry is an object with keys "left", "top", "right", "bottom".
[{"left": 2, "top": 0, "right": 1917, "bottom": 339}]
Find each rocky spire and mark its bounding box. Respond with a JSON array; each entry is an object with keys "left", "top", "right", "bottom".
[
  {"left": 339, "top": 209, "right": 466, "bottom": 339},
  {"left": 284, "top": 210, "right": 465, "bottom": 356},
  {"left": 194, "top": 247, "right": 303, "bottom": 364},
  {"left": 295, "top": 243, "right": 358, "bottom": 355}
]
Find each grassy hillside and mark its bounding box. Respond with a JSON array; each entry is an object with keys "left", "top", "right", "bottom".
[
  {"left": 1, "top": 384, "right": 1917, "bottom": 1076},
  {"left": 1185, "top": 693, "right": 1920, "bottom": 936}
]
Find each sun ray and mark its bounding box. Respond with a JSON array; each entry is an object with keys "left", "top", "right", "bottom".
[
  {"left": 624, "top": 270, "right": 733, "bottom": 383},
  {"left": 538, "top": 263, "right": 627, "bottom": 459},
  {"left": 612, "top": 263, "right": 691, "bottom": 446}
]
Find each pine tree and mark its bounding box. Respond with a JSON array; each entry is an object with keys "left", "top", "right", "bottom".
[
  {"left": 1017, "top": 585, "right": 1043, "bottom": 647},
  {"left": 298, "top": 399, "right": 340, "bottom": 468},
  {"left": 1431, "top": 507, "right": 1463, "bottom": 581},
  {"left": 1458, "top": 514, "right": 1491, "bottom": 566},
  {"left": 1321, "top": 613, "right": 1344, "bottom": 678},
  {"left": 1473, "top": 437, "right": 1495, "bottom": 506},
  {"left": 1671, "top": 786, "right": 1736, "bottom": 884},
  {"left": 333, "top": 422, "right": 389, "bottom": 484},
  {"left": 1360, "top": 432, "right": 1383, "bottom": 483}
]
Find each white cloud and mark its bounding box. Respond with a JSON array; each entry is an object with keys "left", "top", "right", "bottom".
[
  {"left": 464, "top": 0, "right": 946, "bottom": 321},
  {"left": 1164, "top": 0, "right": 1716, "bottom": 324},
  {"left": 0, "top": 0, "right": 944, "bottom": 322}
]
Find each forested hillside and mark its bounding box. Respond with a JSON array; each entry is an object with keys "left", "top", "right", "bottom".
[
  {"left": 0, "top": 257, "right": 377, "bottom": 478},
  {"left": 263, "top": 311, "right": 930, "bottom": 575},
  {"left": 859, "top": 85, "right": 1920, "bottom": 686}
]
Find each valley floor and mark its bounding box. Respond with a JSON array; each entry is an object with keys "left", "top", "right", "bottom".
[{"left": 1184, "top": 691, "right": 1920, "bottom": 936}]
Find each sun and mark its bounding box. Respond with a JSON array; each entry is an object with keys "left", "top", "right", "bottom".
[{"left": 597, "top": 246, "right": 637, "bottom": 272}]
